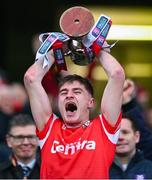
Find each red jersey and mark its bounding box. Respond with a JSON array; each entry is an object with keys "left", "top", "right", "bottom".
[{"left": 36, "top": 113, "right": 121, "bottom": 179}]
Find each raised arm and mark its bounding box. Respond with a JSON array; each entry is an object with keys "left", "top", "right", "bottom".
[
  {"left": 24, "top": 51, "right": 55, "bottom": 131},
  {"left": 98, "top": 48, "right": 125, "bottom": 126}
]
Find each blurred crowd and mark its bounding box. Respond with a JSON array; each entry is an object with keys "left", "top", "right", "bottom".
[
  {"left": 0, "top": 68, "right": 32, "bottom": 162},
  {"left": 0, "top": 66, "right": 60, "bottom": 179}
]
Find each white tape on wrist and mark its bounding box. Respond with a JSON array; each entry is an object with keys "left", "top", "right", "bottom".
[
  {"left": 82, "top": 15, "right": 111, "bottom": 48},
  {"left": 36, "top": 32, "right": 69, "bottom": 68}
]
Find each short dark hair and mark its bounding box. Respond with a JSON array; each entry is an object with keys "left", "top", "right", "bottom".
[
  {"left": 58, "top": 74, "right": 94, "bottom": 97},
  {"left": 7, "top": 114, "right": 35, "bottom": 133},
  {"left": 122, "top": 113, "right": 139, "bottom": 132}
]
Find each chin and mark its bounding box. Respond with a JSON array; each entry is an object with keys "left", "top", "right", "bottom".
[
  {"left": 64, "top": 117, "right": 81, "bottom": 126},
  {"left": 64, "top": 113, "right": 78, "bottom": 121},
  {"left": 116, "top": 150, "right": 129, "bottom": 156}
]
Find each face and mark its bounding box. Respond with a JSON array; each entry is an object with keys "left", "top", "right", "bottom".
[
  {"left": 7, "top": 125, "right": 38, "bottom": 163},
  {"left": 116, "top": 118, "right": 140, "bottom": 157},
  {"left": 58, "top": 81, "right": 94, "bottom": 127}
]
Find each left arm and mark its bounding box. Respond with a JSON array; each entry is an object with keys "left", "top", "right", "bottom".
[{"left": 98, "top": 49, "right": 125, "bottom": 126}]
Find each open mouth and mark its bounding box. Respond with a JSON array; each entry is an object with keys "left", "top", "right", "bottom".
[{"left": 65, "top": 102, "right": 77, "bottom": 112}]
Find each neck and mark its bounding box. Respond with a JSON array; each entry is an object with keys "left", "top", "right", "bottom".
[
  {"left": 116, "top": 149, "right": 136, "bottom": 165},
  {"left": 15, "top": 155, "right": 36, "bottom": 165},
  {"left": 63, "top": 120, "right": 91, "bottom": 129}
]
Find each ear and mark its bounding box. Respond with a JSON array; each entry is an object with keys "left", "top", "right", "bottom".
[
  {"left": 135, "top": 131, "right": 140, "bottom": 144},
  {"left": 88, "top": 98, "right": 95, "bottom": 109},
  {"left": 6, "top": 135, "right": 12, "bottom": 148}
]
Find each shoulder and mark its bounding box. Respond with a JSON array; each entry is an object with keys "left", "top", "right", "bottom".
[
  {"left": 140, "top": 158, "right": 152, "bottom": 166},
  {"left": 135, "top": 151, "right": 152, "bottom": 168}
]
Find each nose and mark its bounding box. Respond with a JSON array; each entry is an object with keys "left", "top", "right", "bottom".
[
  {"left": 118, "top": 131, "right": 124, "bottom": 140},
  {"left": 22, "top": 137, "right": 30, "bottom": 144},
  {"left": 66, "top": 91, "right": 74, "bottom": 98}
]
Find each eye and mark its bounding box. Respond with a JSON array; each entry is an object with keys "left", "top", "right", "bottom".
[
  {"left": 74, "top": 90, "right": 81, "bottom": 94},
  {"left": 122, "top": 130, "right": 129, "bottom": 135},
  {"left": 60, "top": 91, "right": 67, "bottom": 96}
]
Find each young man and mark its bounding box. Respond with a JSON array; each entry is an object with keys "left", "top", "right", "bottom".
[
  {"left": 110, "top": 114, "right": 152, "bottom": 179},
  {"left": 24, "top": 46, "right": 125, "bottom": 178},
  {"left": 0, "top": 114, "right": 40, "bottom": 179}
]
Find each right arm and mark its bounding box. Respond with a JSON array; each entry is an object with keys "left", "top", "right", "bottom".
[{"left": 24, "top": 51, "right": 55, "bottom": 131}]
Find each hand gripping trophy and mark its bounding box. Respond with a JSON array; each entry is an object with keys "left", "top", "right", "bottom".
[{"left": 35, "top": 6, "right": 113, "bottom": 71}]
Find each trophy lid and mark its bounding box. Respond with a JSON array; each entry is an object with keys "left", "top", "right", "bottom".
[{"left": 59, "top": 6, "right": 95, "bottom": 37}]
